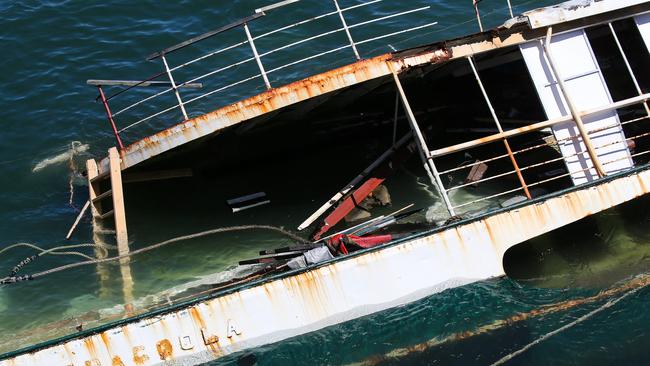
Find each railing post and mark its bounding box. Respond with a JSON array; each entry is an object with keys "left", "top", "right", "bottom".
[
  {"left": 609, "top": 23, "right": 650, "bottom": 118},
  {"left": 473, "top": 0, "right": 483, "bottom": 32},
  {"left": 390, "top": 63, "right": 455, "bottom": 217},
  {"left": 333, "top": 0, "right": 361, "bottom": 60},
  {"left": 97, "top": 86, "right": 125, "bottom": 151},
  {"left": 244, "top": 22, "right": 272, "bottom": 90},
  {"left": 542, "top": 27, "right": 607, "bottom": 178},
  {"left": 161, "top": 54, "right": 189, "bottom": 121},
  {"left": 468, "top": 56, "right": 531, "bottom": 199},
  {"left": 506, "top": 0, "right": 514, "bottom": 18}
]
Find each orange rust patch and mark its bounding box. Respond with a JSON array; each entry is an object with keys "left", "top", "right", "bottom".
[
  {"left": 132, "top": 345, "right": 149, "bottom": 365},
  {"left": 112, "top": 356, "right": 125, "bottom": 366},
  {"left": 637, "top": 175, "right": 648, "bottom": 193},
  {"left": 156, "top": 339, "right": 173, "bottom": 360}
]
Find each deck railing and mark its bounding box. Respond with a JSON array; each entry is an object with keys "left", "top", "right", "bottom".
[
  {"left": 88, "top": 0, "right": 450, "bottom": 148},
  {"left": 419, "top": 22, "right": 650, "bottom": 216},
  {"left": 88, "top": 0, "right": 520, "bottom": 149}
]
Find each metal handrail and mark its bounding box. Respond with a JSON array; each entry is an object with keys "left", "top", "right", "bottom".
[
  {"left": 444, "top": 106, "right": 650, "bottom": 210},
  {"left": 146, "top": 13, "right": 265, "bottom": 60},
  {"left": 90, "top": 0, "right": 540, "bottom": 150},
  {"left": 439, "top": 114, "right": 650, "bottom": 176},
  {"left": 98, "top": 0, "right": 439, "bottom": 139}
]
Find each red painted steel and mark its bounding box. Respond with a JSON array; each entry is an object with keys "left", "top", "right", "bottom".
[
  {"left": 97, "top": 86, "right": 125, "bottom": 151},
  {"left": 311, "top": 142, "right": 415, "bottom": 240}
]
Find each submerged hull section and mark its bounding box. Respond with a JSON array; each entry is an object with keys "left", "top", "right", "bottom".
[{"left": 3, "top": 167, "right": 650, "bottom": 366}]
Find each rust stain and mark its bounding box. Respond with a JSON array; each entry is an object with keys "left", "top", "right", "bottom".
[
  {"left": 637, "top": 175, "right": 649, "bottom": 193},
  {"left": 111, "top": 356, "right": 125, "bottom": 366},
  {"left": 156, "top": 339, "right": 173, "bottom": 361},
  {"left": 132, "top": 345, "right": 149, "bottom": 365},
  {"left": 189, "top": 307, "right": 206, "bottom": 330},
  {"left": 99, "top": 333, "right": 111, "bottom": 351},
  {"left": 483, "top": 221, "right": 498, "bottom": 250}
]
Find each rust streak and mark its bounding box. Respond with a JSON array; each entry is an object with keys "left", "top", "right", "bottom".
[{"left": 189, "top": 307, "right": 206, "bottom": 330}]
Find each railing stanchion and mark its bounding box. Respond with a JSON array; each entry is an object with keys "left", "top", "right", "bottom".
[
  {"left": 542, "top": 27, "right": 606, "bottom": 178},
  {"left": 161, "top": 54, "right": 189, "bottom": 121},
  {"left": 390, "top": 63, "right": 455, "bottom": 217},
  {"left": 506, "top": 0, "right": 514, "bottom": 18},
  {"left": 333, "top": 0, "right": 361, "bottom": 60},
  {"left": 473, "top": 0, "right": 483, "bottom": 32},
  {"left": 97, "top": 85, "right": 125, "bottom": 151},
  {"left": 244, "top": 22, "right": 272, "bottom": 90},
  {"left": 609, "top": 22, "right": 650, "bottom": 118},
  {"left": 468, "top": 56, "right": 531, "bottom": 199}
]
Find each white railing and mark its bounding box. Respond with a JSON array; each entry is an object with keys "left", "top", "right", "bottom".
[{"left": 91, "top": 0, "right": 440, "bottom": 145}]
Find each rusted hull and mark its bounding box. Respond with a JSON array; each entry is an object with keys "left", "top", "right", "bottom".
[{"left": 4, "top": 167, "right": 650, "bottom": 366}]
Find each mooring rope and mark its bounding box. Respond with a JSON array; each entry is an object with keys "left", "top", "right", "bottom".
[
  {"left": 0, "top": 225, "right": 309, "bottom": 285},
  {"left": 68, "top": 142, "right": 78, "bottom": 210},
  {"left": 0, "top": 243, "right": 118, "bottom": 277},
  {"left": 351, "top": 274, "right": 650, "bottom": 366},
  {"left": 490, "top": 284, "right": 642, "bottom": 365}
]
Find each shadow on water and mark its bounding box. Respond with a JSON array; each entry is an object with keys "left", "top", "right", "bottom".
[{"left": 504, "top": 194, "right": 650, "bottom": 288}]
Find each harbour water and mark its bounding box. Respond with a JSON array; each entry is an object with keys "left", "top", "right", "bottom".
[{"left": 1, "top": 0, "right": 649, "bottom": 364}]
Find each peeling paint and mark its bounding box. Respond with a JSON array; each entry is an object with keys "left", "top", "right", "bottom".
[{"left": 156, "top": 339, "right": 173, "bottom": 361}]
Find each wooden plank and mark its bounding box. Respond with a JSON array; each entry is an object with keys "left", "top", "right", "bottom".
[
  {"left": 99, "top": 210, "right": 115, "bottom": 220},
  {"left": 90, "top": 170, "right": 110, "bottom": 185},
  {"left": 108, "top": 148, "right": 129, "bottom": 254},
  {"left": 86, "top": 80, "right": 203, "bottom": 88},
  {"left": 86, "top": 159, "right": 101, "bottom": 219},
  {"left": 87, "top": 158, "right": 111, "bottom": 298},
  {"left": 108, "top": 147, "right": 135, "bottom": 309},
  {"left": 92, "top": 189, "right": 112, "bottom": 204}
]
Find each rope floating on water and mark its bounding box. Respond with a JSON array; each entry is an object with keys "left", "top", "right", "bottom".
[
  {"left": 490, "top": 285, "right": 642, "bottom": 365},
  {"left": 0, "top": 242, "right": 118, "bottom": 278},
  {"left": 0, "top": 225, "right": 308, "bottom": 285},
  {"left": 352, "top": 274, "right": 650, "bottom": 366}
]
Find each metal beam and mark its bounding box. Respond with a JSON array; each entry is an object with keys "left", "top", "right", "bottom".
[
  {"left": 390, "top": 64, "right": 455, "bottom": 216},
  {"left": 467, "top": 56, "right": 531, "bottom": 199},
  {"left": 430, "top": 94, "right": 650, "bottom": 158},
  {"left": 256, "top": 0, "right": 300, "bottom": 14},
  {"left": 87, "top": 80, "right": 203, "bottom": 88},
  {"left": 542, "top": 27, "right": 606, "bottom": 178},
  {"left": 146, "top": 13, "right": 265, "bottom": 60}
]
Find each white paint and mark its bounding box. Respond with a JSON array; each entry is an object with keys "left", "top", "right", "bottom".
[
  {"left": 523, "top": 0, "right": 649, "bottom": 29},
  {"left": 520, "top": 30, "right": 633, "bottom": 185},
  {"left": 635, "top": 13, "right": 650, "bottom": 53},
  {"left": 4, "top": 167, "right": 650, "bottom": 366}
]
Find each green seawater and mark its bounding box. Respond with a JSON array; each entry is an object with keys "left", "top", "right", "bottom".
[{"left": 1, "top": 0, "right": 649, "bottom": 364}]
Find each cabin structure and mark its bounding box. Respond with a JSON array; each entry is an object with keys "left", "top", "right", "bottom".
[{"left": 3, "top": 0, "right": 650, "bottom": 364}]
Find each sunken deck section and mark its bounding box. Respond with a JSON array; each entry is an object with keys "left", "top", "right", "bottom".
[{"left": 96, "top": 0, "right": 650, "bottom": 175}]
